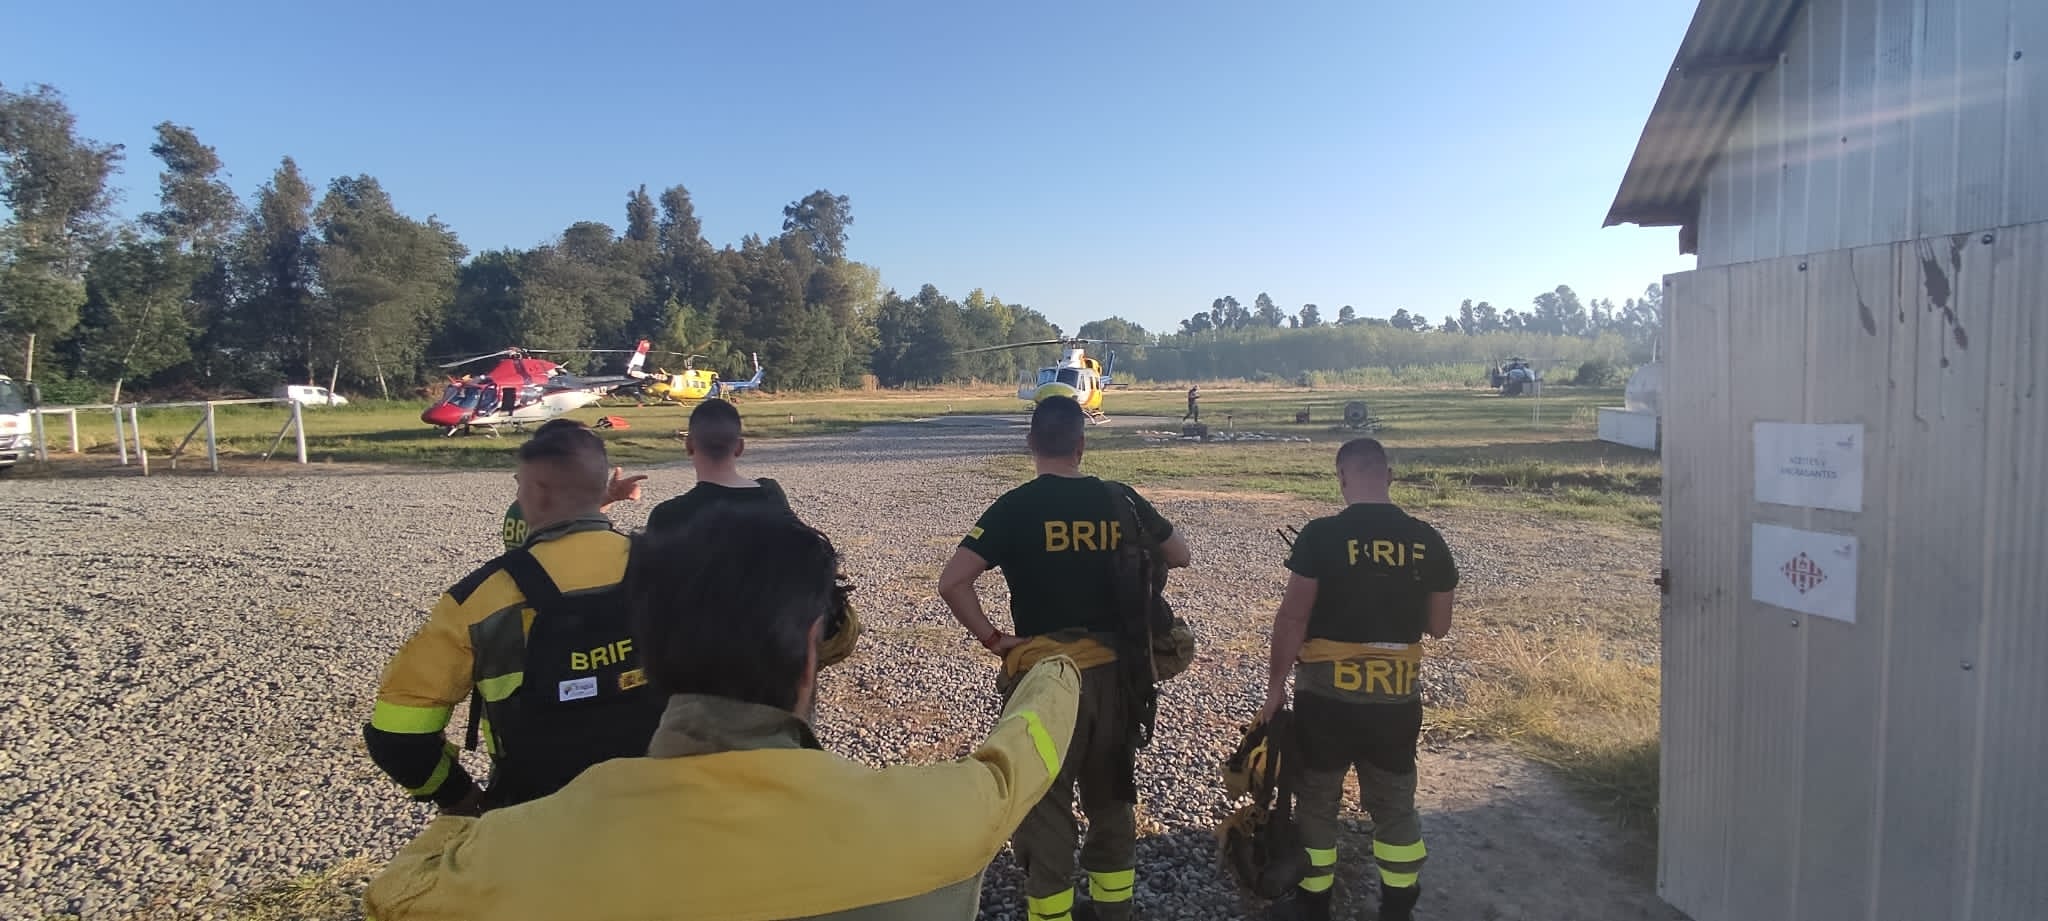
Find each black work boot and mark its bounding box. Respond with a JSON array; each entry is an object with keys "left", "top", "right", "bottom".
[
  {"left": 1267, "top": 888, "right": 1332, "bottom": 921},
  {"left": 1378, "top": 884, "right": 1421, "bottom": 921}
]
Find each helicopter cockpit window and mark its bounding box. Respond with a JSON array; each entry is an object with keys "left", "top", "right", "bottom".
[
  {"left": 1056, "top": 368, "right": 1082, "bottom": 388},
  {"left": 1037, "top": 368, "right": 1058, "bottom": 386}
]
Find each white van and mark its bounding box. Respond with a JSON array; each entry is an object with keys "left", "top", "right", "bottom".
[{"left": 277, "top": 384, "right": 350, "bottom": 406}]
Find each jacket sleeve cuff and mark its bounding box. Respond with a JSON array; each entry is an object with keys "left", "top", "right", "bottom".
[{"left": 426, "top": 768, "right": 478, "bottom": 809}]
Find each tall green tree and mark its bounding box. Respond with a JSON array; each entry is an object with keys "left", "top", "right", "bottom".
[
  {"left": 76, "top": 236, "right": 197, "bottom": 399},
  {"left": 313, "top": 175, "right": 463, "bottom": 397},
  {"left": 230, "top": 157, "right": 319, "bottom": 382},
  {"left": 0, "top": 83, "right": 123, "bottom": 375},
  {"left": 141, "top": 123, "right": 239, "bottom": 251},
  {"left": 1297, "top": 304, "right": 1322, "bottom": 328},
  {"left": 781, "top": 190, "right": 852, "bottom": 263},
  {"left": 1337, "top": 305, "right": 1356, "bottom": 325},
  {"left": 1254, "top": 292, "right": 1284, "bottom": 327}
]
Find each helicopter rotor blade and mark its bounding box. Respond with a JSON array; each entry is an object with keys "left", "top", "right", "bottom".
[{"left": 437, "top": 349, "right": 518, "bottom": 368}]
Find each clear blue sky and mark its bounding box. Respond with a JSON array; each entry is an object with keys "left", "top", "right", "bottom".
[{"left": 5, "top": 0, "right": 1696, "bottom": 334}]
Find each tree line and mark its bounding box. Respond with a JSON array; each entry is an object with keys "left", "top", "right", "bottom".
[{"left": 2, "top": 83, "right": 1662, "bottom": 402}]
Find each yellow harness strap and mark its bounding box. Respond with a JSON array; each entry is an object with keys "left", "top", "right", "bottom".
[
  {"left": 1003, "top": 635, "right": 1118, "bottom": 679},
  {"left": 1299, "top": 639, "right": 1422, "bottom": 665}
]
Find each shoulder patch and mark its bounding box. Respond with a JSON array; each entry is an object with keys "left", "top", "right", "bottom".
[
  {"left": 967, "top": 526, "right": 985, "bottom": 540},
  {"left": 447, "top": 557, "right": 508, "bottom": 605}
]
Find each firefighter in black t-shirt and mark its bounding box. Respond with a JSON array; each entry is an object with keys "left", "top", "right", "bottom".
[
  {"left": 940, "top": 396, "right": 1192, "bottom": 921},
  {"left": 644, "top": 398, "right": 858, "bottom": 665},
  {"left": 644, "top": 399, "right": 792, "bottom": 532},
  {"left": 1260, "top": 437, "right": 1457, "bottom": 921}
]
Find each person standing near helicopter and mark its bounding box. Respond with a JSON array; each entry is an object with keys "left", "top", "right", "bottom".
[
  {"left": 642, "top": 398, "right": 862, "bottom": 666},
  {"left": 939, "top": 395, "right": 1192, "bottom": 921}
]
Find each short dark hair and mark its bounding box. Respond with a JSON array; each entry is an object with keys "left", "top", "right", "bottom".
[
  {"left": 688, "top": 399, "right": 743, "bottom": 459},
  {"left": 518, "top": 418, "right": 606, "bottom": 465},
  {"left": 626, "top": 505, "right": 838, "bottom": 710},
  {"left": 1336, "top": 437, "right": 1390, "bottom": 474},
  {"left": 1028, "top": 396, "right": 1087, "bottom": 457}
]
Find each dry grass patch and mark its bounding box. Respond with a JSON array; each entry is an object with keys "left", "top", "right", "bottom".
[
  {"left": 1427, "top": 628, "right": 1660, "bottom": 830},
  {"left": 44, "top": 858, "right": 375, "bottom": 921}
]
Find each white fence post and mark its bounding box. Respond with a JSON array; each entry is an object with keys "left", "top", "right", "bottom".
[
  {"left": 293, "top": 401, "right": 307, "bottom": 464},
  {"left": 32, "top": 409, "right": 47, "bottom": 463},
  {"left": 115, "top": 405, "right": 129, "bottom": 465},
  {"left": 129, "top": 405, "right": 144, "bottom": 461},
  {"left": 205, "top": 403, "right": 218, "bottom": 472},
  {"left": 67, "top": 409, "right": 79, "bottom": 454}
]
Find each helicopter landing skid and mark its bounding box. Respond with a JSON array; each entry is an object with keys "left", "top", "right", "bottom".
[{"left": 1085, "top": 410, "right": 1109, "bottom": 425}]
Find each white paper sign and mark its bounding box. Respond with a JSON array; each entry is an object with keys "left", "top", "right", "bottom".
[
  {"left": 1754, "top": 422, "right": 1864, "bottom": 512},
  {"left": 1751, "top": 523, "right": 1859, "bottom": 623}
]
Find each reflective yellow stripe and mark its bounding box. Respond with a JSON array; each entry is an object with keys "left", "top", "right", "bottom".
[
  {"left": 407, "top": 744, "right": 456, "bottom": 796},
  {"left": 1299, "top": 873, "right": 1334, "bottom": 893},
  {"left": 1018, "top": 711, "right": 1060, "bottom": 779},
  {"left": 1374, "top": 839, "right": 1427, "bottom": 863},
  {"left": 479, "top": 717, "right": 497, "bottom": 756},
  {"left": 1380, "top": 868, "right": 1420, "bottom": 888},
  {"left": 370, "top": 700, "right": 451, "bottom": 734},
  {"left": 1305, "top": 846, "right": 1337, "bottom": 868},
  {"left": 1088, "top": 868, "right": 1134, "bottom": 902},
  {"left": 477, "top": 671, "right": 524, "bottom": 702},
  {"left": 1028, "top": 887, "right": 1074, "bottom": 920}
]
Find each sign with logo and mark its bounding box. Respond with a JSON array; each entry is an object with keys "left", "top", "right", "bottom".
[
  {"left": 1751, "top": 523, "right": 1858, "bottom": 623},
  {"left": 1754, "top": 422, "right": 1864, "bottom": 512}
]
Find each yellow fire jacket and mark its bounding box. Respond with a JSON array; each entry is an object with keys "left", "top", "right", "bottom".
[
  {"left": 365, "top": 516, "right": 626, "bottom": 807},
  {"left": 362, "top": 655, "right": 1084, "bottom": 921}
]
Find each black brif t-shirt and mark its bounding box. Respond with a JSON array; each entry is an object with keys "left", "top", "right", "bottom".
[
  {"left": 959, "top": 474, "right": 1173, "bottom": 637},
  {"left": 1285, "top": 503, "right": 1457, "bottom": 644},
  {"left": 644, "top": 479, "right": 792, "bottom": 533}
]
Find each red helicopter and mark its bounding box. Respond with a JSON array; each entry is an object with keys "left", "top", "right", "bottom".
[{"left": 423, "top": 340, "right": 669, "bottom": 435}]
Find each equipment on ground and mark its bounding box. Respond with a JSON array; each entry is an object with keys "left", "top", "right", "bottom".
[
  {"left": 422, "top": 341, "right": 662, "bottom": 436},
  {"left": 0, "top": 374, "right": 38, "bottom": 472},
  {"left": 957, "top": 337, "right": 1143, "bottom": 423},
  {"left": 1341, "top": 401, "right": 1383, "bottom": 431},
  {"left": 1218, "top": 711, "right": 1307, "bottom": 899},
  {"left": 1486, "top": 357, "right": 1544, "bottom": 396}
]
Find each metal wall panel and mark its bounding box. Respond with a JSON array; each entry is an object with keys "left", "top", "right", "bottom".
[
  {"left": 1790, "top": 243, "right": 1895, "bottom": 921},
  {"left": 1660, "top": 221, "right": 2043, "bottom": 921},
  {"left": 1698, "top": 0, "right": 2042, "bottom": 267},
  {"left": 1838, "top": 0, "right": 1880, "bottom": 250},
  {"left": 1658, "top": 266, "right": 1738, "bottom": 919},
  {"left": 2012, "top": 0, "right": 2048, "bottom": 224},
  {"left": 1724, "top": 255, "right": 1811, "bottom": 921},
  {"left": 1965, "top": 220, "right": 2048, "bottom": 920},
  {"left": 1871, "top": 231, "right": 1991, "bottom": 918}
]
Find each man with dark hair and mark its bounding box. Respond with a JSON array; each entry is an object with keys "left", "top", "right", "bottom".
[
  {"left": 366, "top": 420, "right": 663, "bottom": 815},
  {"left": 500, "top": 418, "right": 645, "bottom": 550},
  {"left": 644, "top": 398, "right": 790, "bottom": 531},
  {"left": 1260, "top": 437, "right": 1457, "bottom": 921},
  {"left": 365, "top": 507, "right": 1085, "bottom": 921},
  {"left": 939, "top": 395, "right": 1192, "bottom": 921},
  {"left": 645, "top": 398, "right": 862, "bottom": 666}
]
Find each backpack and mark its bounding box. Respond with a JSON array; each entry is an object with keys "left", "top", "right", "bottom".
[
  {"left": 462, "top": 546, "right": 665, "bottom": 810},
  {"left": 1218, "top": 710, "right": 1308, "bottom": 899},
  {"left": 1101, "top": 481, "right": 1195, "bottom": 752}
]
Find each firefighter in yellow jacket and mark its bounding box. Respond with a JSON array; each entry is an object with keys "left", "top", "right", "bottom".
[
  {"left": 364, "top": 420, "right": 663, "bottom": 814},
  {"left": 363, "top": 505, "right": 1084, "bottom": 921},
  {"left": 1260, "top": 438, "right": 1456, "bottom": 921}
]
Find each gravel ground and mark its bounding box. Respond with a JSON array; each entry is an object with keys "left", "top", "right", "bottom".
[{"left": 0, "top": 420, "right": 1677, "bottom": 921}]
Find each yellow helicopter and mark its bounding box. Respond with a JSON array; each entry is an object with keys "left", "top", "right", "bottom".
[
  {"left": 609, "top": 348, "right": 766, "bottom": 406},
  {"left": 960, "top": 337, "right": 1139, "bottom": 423}
]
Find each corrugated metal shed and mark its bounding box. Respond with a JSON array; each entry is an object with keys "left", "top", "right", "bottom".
[
  {"left": 1658, "top": 222, "right": 2047, "bottom": 921},
  {"left": 1603, "top": 0, "right": 1811, "bottom": 248},
  {"left": 1695, "top": 0, "right": 2048, "bottom": 266}
]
